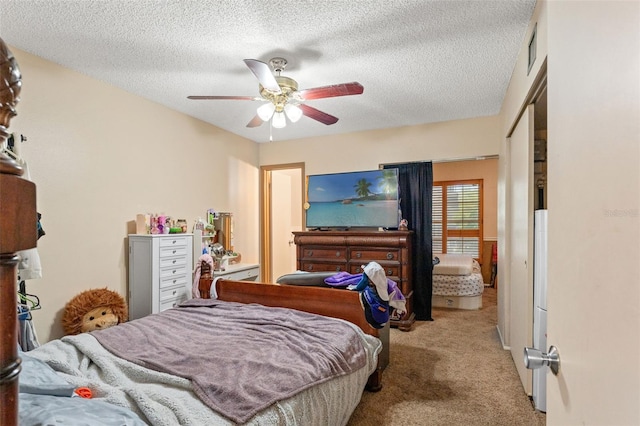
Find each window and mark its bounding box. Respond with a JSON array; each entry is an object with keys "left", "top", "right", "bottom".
[{"left": 432, "top": 179, "right": 483, "bottom": 259}]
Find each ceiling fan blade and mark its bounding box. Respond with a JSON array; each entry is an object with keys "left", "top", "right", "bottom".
[
  {"left": 299, "top": 104, "right": 339, "bottom": 125},
  {"left": 298, "top": 82, "right": 363, "bottom": 100},
  {"left": 243, "top": 59, "right": 282, "bottom": 94},
  {"left": 187, "top": 95, "right": 257, "bottom": 100},
  {"left": 246, "top": 115, "right": 264, "bottom": 128}
]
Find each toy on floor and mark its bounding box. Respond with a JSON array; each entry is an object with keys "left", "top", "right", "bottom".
[{"left": 62, "top": 288, "right": 128, "bottom": 335}]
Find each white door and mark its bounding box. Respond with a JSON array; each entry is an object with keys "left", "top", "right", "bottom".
[
  {"left": 509, "top": 105, "right": 534, "bottom": 394},
  {"left": 546, "top": 2, "right": 640, "bottom": 424},
  {"left": 271, "top": 169, "right": 301, "bottom": 280}
]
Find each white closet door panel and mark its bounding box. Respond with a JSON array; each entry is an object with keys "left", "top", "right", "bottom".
[{"left": 509, "top": 105, "right": 534, "bottom": 394}]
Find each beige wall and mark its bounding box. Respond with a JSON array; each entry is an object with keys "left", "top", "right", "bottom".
[
  {"left": 259, "top": 115, "right": 501, "bottom": 175},
  {"left": 10, "top": 47, "right": 260, "bottom": 342}
]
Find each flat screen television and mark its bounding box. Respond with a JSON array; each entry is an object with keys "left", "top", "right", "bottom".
[{"left": 306, "top": 168, "right": 400, "bottom": 229}]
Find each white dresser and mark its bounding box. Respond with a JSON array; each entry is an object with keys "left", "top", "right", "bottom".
[{"left": 128, "top": 234, "right": 193, "bottom": 320}]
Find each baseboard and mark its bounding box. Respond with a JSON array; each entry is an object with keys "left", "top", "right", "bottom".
[{"left": 496, "top": 324, "right": 510, "bottom": 350}]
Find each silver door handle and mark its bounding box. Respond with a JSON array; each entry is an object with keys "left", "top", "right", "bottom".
[{"left": 523, "top": 345, "right": 560, "bottom": 375}]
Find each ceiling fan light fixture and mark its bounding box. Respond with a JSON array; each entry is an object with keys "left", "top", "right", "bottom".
[
  {"left": 188, "top": 58, "right": 365, "bottom": 133},
  {"left": 272, "top": 111, "right": 287, "bottom": 128},
  {"left": 284, "top": 104, "right": 303, "bottom": 123},
  {"left": 257, "top": 102, "right": 275, "bottom": 121}
]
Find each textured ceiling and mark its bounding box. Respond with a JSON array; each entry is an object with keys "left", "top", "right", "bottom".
[{"left": 0, "top": 0, "right": 536, "bottom": 144}]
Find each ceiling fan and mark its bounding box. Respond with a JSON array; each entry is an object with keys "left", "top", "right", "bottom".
[{"left": 188, "top": 57, "right": 364, "bottom": 129}]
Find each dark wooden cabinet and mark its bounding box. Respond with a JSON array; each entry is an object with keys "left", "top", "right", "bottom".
[{"left": 293, "top": 230, "right": 415, "bottom": 331}]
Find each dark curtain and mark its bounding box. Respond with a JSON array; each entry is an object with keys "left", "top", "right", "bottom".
[{"left": 385, "top": 162, "right": 433, "bottom": 321}]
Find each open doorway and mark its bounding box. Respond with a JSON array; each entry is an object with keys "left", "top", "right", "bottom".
[{"left": 259, "top": 163, "right": 305, "bottom": 282}]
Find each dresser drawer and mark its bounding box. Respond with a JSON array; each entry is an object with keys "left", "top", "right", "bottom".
[
  {"left": 302, "top": 248, "right": 347, "bottom": 261},
  {"left": 159, "top": 256, "right": 188, "bottom": 269},
  {"left": 350, "top": 248, "right": 400, "bottom": 262},
  {"left": 159, "top": 273, "right": 188, "bottom": 289},
  {"left": 159, "top": 237, "right": 189, "bottom": 248},
  {"left": 300, "top": 262, "right": 346, "bottom": 273},
  {"left": 160, "top": 264, "right": 189, "bottom": 281},
  {"left": 216, "top": 267, "right": 260, "bottom": 281},
  {"left": 160, "top": 284, "right": 187, "bottom": 304},
  {"left": 160, "top": 246, "right": 188, "bottom": 258},
  {"left": 159, "top": 296, "right": 186, "bottom": 312},
  {"left": 350, "top": 263, "right": 399, "bottom": 277}
]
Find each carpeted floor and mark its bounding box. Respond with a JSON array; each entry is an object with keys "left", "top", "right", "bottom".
[{"left": 348, "top": 287, "right": 546, "bottom": 425}]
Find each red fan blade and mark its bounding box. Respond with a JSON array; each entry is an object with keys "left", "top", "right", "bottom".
[
  {"left": 187, "top": 95, "right": 256, "bottom": 100},
  {"left": 299, "top": 104, "right": 339, "bottom": 125},
  {"left": 246, "top": 115, "right": 264, "bottom": 128},
  {"left": 298, "top": 82, "right": 363, "bottom": 100},
  {"left": 243, "top": 59, "right": 281, "bottom": 94}
]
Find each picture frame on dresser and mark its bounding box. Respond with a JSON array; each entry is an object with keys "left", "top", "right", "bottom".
[{"left": 293, "top": 230, "right": 415, "bottom": 331}]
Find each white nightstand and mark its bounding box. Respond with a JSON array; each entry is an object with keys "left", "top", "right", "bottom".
[{"left": 213, "top": 263, "right": 260, "bottom": 281}]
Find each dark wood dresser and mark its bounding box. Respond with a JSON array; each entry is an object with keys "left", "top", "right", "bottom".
[{"left": 293, "top": 230, "right": 415, "bottom": 331}]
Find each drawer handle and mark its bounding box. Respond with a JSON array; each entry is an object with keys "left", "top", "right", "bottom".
[
  {"left": 172, "top": 290, "right": 177, "bottom": 295},
  {"left": 172, "top": 240, "right": 177, "bottom": 245},
  {"left": 173, "top": 279, "right": 177, "bottom": 284},
  {"left": 356, "top": 267, "right": 362, "bottom": 273},
  {"left": 335, "top": 251, "right": 341, "bottom": 257},
  {"left": 308, "top": 250, "right": 313, "bottom": 256},
  {"left": 172, "top": 259, "right": 177, "bottom": 264},
  {"left": 172, "top": 270, "right": 177, "bottom": 274},
  {"left": 386, "top": 252, "right": 394, "bottom": 260},
  {"left": 336, "top": 266, "right": 341, "bottom": 272},
  {"left": 307, "top": 265, "right": 313, "bottom": 271},
  {"left": 355, "top": 252, "right": 362, "bottom": 258},
  {"left": 387, "top": 269, "right": 392, "bottom": 275}
]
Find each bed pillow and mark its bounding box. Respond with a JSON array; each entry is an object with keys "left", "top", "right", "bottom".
[
  {"left": 433, "top": 254, "right": 475, "bottom": 276},
  {"left": 18, "top": 350, "right": 76, "bottom": 396},
  {"left": 276, "top": 271, "right": 334, "bottom": 286}
]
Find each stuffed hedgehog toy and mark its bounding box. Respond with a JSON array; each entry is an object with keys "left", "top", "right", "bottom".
[{"left": 61, "top": 288, "right": 128, "bottom": 335}]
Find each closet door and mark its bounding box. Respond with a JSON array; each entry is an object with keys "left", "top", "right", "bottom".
[{"left": 509, "top": 104, "right": 534, "bottom": 394}]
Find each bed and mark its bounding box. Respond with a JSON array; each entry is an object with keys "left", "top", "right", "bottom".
[
  {"left": 15, "top": 279, "right": 385, "bottom": 426},
  {"left": 432, "top": 254, "right": 485, "bottom": 310},
  {"left": 0, "top": 39, "right": 384, "bottom": 426}
]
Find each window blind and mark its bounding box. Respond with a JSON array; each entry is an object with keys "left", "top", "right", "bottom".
[{"left": 432, "top": 180, "right": 482, "bottom": 258}]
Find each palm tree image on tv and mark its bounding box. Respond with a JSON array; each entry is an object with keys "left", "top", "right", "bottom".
[
  {"left": 353, "top": 178, "right": 373, "bottom": 200},
  {"left": 306, "top": 169, "right": 399, "bottom": 228}
]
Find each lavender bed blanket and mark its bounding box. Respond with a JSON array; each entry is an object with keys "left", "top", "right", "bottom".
[{"left": 91, "top": 299, "right": 367, "bottom": 424}]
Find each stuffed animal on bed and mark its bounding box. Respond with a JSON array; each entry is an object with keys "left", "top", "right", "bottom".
[{"left": 61, "top": 288, "right": 128, "bottom": 335}]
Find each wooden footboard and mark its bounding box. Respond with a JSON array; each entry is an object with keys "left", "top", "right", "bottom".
[{"left": 215, "top": 279, "right": 388, "bottom": 391}]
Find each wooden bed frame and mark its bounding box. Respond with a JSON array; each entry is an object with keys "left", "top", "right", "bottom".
[{"left": 215, "top": 278, "right": 389, "bottom": 391}]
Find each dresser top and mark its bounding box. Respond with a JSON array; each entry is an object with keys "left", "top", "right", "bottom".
[
  {"left": 293, "top": 230, "right": 412, "bottom": 236},
  {"left": 128, "top": 233, "right": 193, "bottom": 238}
]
